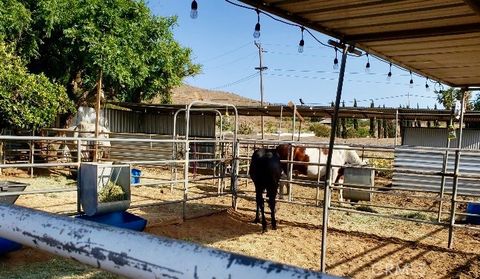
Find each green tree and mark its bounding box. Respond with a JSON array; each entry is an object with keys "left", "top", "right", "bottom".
[
  {"left": 435, "top": 88, "right": 472, "bottom": 110},
  {"left": 0, "top": 42, "right": 73, "bottom": 130},
  {"left": 1, "top": 0, "right": 200, "bottom": 109}
]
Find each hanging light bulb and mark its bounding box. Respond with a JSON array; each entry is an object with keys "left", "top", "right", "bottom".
[
  {"left": 333, "top": 48, "right": 339, "bottom": 70},
  {"left": 409, "top": 71, "right": 414, "bottom": 88},
  {"left": 387, "top": 62, "right": 392, "bottom": 81},
  {"left": 365, "top": 53, "right": 371, "bottom": 73},
  {"left": 298, "top": 27, "right": 305, "bottom": 53},
  {"left": 190, "top": 0, "right": 198, "bottom": 19},
  {"left": 425, "top": 77, "right": 430, "bottom": 91},
  {"left": 253, "top": 9, "right": 261, "bottom": 39}
]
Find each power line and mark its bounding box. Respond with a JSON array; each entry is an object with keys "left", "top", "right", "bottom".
[
  {"left": 204, "top": 52, "right": 257, "bottom": 70},
  {"left": 210, "top": 72, "right": 259, "bottom": 90},
  {"left": 199, "top": 41, "right": 252, "bottom": 64}
]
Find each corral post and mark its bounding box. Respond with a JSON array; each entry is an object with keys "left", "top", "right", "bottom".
[
  {"left": 448, "top": 89, "right": 466, "bottom": 248},
  {"left": 287, "top": 143, "right": 295, "bottom": 202},
  {"left": 394, "top": 109, "right": 399, "bottom": 146},
  {"left": 29, "top": 131, "right": 34, "bottom": 178},
  {"left": 76, "top": 139, "right": 82, "bottom": 213},
  {"left": 279, "top": 105, "right": 283, "bottom": 140},
  {"left": 183, "top": 108, "right": 191, "bottom": 221},
  {"left": 292, "top": 104, "right": 296, "bottom": 141},
  {"left": 321, "top": 45, "right": 348, "bottom": 273},
  {"left": 315, "top": 146, "right": 322, "bottom": 207},
  {"left": 0, "top": 140, "right": 3, "bottom": 175},
  {"left": 438, "top": 144, "right": 450, "bottom": 222}
]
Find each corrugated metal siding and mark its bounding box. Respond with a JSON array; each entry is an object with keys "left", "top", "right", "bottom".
[
  {"left": 393, "top": 147, "right": 480, "bottom": 196},
  {"left": 403, "top": 127, "right": 480, "bottom": 149},
  {"left": 104, "top": 108, "right": 216, "bottom": 138}
]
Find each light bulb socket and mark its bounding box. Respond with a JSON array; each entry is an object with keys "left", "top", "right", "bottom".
[
  {"left": 253, "top": 23, "right": 261, "bottom": 38},
  {"left": 298, "top": 39, "right": 304, "bottom": 53},
  {"left": 190, "top": 1, "right": 198, "bottom": 19}
]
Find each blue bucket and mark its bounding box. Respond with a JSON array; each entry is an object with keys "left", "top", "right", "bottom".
[
  {"left": 0, "top": 237, "right": 22, "bottom": 255},
  {"left": 76, "top": 211, "right": 147, "bottom": 231},
  {"left": 466, "top": 203, "right": 480, "bottom": 224},
  {"left": 131, "top": 168, "right": 141, "bottom": 185}
]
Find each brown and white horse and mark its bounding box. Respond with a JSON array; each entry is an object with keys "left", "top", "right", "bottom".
[{"left": 276, "top": 144, "right": 367, "bottom": 201}]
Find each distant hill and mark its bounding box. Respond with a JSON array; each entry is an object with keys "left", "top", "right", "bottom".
[{"left": 156, "top": 84, "right": 261, "bottom": 106}]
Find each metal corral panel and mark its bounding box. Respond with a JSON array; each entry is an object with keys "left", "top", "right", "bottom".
[
  {"left": 104, "top": 108, "right": 216, "bottom": 138},
  {"left": 403, "top": 127, "right": 480, "bottom": 149},
  {"left": 393, "top": 147, "right": 480, "bottom": 196},
  {"left": 109, "top": 134, "right": 175, "bottom": 162}
]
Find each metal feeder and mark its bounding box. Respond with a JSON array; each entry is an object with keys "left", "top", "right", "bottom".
[
  {"left": 0, "top": 181, "right": 28, "bottom": 204},
  {"left": 343, "top": 167, "right": 375, "bottom": 202},
  {"left": 79, "top": 163, "right": 131, "bottom": 216}
]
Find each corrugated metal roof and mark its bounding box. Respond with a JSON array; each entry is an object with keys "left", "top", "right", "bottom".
[
  {"left": 109, "top": 101, "right": 480, "bottom": 121},
  {"left": 240, "top": 0, "right": 480, "bottom": 87}
]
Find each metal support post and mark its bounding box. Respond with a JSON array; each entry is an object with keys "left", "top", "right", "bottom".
[
  {"left": 394, "top": 109, "right": 399, "bottom": 146},
  {"left": 292, "top": 104, "right": 296, "bottom": 141},
  {"left": 76, "top": 139, "right": 82, "bottom": 213},
  {"left": 321, "top": 46, "right": 348, "bottom": 272},
  {"left": 448, "top": 89, "right": 466, "bottom": 248},
  {"left": 279, "top": 106, "right": 283, "bottom": 140},
  {"left": 437, "top": 145, "right": 450, "bottom": 222}
]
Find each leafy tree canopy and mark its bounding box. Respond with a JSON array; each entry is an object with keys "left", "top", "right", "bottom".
[
  {"left": 435, "top": 88, "right": 472, "bottom": 110},
  {"left": 0, "top": 42, "right": 73, "bottom": 130},
  {"left": 1, "top": 0, "right": 200, "bottom": 107}
]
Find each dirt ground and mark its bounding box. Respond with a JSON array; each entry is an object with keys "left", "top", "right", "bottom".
[{"left": 1, "top": 165, "right": 480, "bottom": 278}]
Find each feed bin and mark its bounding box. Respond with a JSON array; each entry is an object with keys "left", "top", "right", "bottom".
[
  {"left": 343, "top": 167, "right": 375, "bottom": 202},
  {"left": 0, "top": 181, "right": 28, "bottom": 204},
  {"left": 79, "top": 163, "right": 131, "bottom": 216}
]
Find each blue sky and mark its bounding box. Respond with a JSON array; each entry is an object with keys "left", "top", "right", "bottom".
[{"left": 149, "top": 1, "right": 440, "bottom": 109}]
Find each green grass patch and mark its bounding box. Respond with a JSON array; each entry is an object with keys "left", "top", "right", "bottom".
[{"left": 0, "top": 257, "right": 121, "bottom": 279}]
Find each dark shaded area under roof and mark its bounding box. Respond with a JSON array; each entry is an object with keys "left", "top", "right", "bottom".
[
  {"left": 239, "top": 0, "right": 480, "bottom": 88},
  {"left": 109, "top": 102, "right": 480, "bottom": 122}
]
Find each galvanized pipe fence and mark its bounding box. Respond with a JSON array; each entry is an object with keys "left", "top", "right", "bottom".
[
  {"left": 233, "top": 138, "right": 480, "bottom": 252},
  {"left": 1, "top": 128, "right": 480, "bottom": 274}
]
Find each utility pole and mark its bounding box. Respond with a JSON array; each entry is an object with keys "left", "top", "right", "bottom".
[{"left": 254, "top": 41, "right": 267, "bottom": 139}]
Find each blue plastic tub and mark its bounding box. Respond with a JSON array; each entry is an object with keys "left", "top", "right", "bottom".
[
  {"left": 131, "top": 168, "right": 141, "bottom": 185},
  {"left": 0, "top": 237, "right": 22, "bottom": 255},
  {"left": 75, "top": 211, "right": 147, "bottom": 231},
  {"left": 466, "top": 203, "right": 480, "bottom": 224}
]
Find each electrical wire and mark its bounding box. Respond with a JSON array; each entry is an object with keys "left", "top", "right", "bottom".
[
  {"left": 210, "top": 72, "right": 259, "bottom": 90},
  {"left": 199, "top": 41, "right": 252, "bottom": 64}
]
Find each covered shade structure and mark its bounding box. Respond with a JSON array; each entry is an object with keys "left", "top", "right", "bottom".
[
  {"left": 237, "top": 0, "right": 480, "bottom": 272},
  {"left": 239, "top": 0, "right": 480, "bottom": 87}
]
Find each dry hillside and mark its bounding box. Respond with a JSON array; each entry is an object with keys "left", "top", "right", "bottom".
[{"left": 153, "top": 84, "right": 261, "bottom": 106}]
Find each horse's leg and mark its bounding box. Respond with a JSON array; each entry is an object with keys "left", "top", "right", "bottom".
[
  {"left": 254, "top": 187, "right": 261, "bottom": 224},
  {"left": 268, "top": 191, "right": 277, "bottom": 230},
  {"left": 259, "top": 189, "right": 267, "bottom": 232},
  {"left": 332, "top": 168, "right": 343, "bottom": 202}
]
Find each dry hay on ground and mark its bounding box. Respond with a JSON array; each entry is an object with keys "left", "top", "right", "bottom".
[{"left": 1, "top": 167, "right": 479, "bottom": 278}]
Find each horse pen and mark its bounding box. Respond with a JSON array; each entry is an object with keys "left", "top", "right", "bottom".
[
  {"left": 0, "top": 100, "right": 479, "bottom": 278},
  {"left": 3, "top": 1, "right": 480, "bottom": 278}
]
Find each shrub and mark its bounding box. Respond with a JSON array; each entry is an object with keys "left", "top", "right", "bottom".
[
  {"left": 370, "top": 158, "right": 393, "bottom": 178},
  {"left": 238, "top": 121, "right": 254, "bottom": 135},
  {"left": 309, "top": 123, "right": 331, "bottom": 137}
]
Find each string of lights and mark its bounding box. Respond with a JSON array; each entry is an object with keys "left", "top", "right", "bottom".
[
  {"left": 263, "top": 72, "right": 435, "bottom": 89},
  {"left": 190, "top": 1, "right": 446, "bottom": 93}
]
